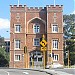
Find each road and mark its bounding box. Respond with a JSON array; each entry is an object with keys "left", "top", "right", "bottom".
[
  {"left": 54, "top": 68, "right": 75, "bottom": 75},
  {"left": 0, "top": 68, "right": 75, "bottom": 75},
  {"left": 0, "top": 68, "right": 50, "bottom": 75}
]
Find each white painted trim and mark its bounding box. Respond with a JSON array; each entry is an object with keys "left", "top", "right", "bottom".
[
  {"left": 52, "top": 39, "right": 59, "bottom": 50},
  {"left": 14, "top": 54, "right": 21, "bottom": 61},
  {"left": 33, "top": 38, "right": 40, "bottom": 46},
  {"left": 51, "top": 23, "right": 59, "bottom": 33},
  {"left": 53, "top": 54, "right": 59, "bottom": 61},
  {"left": 33, "top": 23, "right": 40, "bottom": 34},
  {"left": 14, "top": 39, "right": 20, "bottom": 50},
  {"left": 14, "top": 24, "right": 21, "bottom": 33},
  {"left": 27, "top": 17, "right": 46, "bottom": 25}
]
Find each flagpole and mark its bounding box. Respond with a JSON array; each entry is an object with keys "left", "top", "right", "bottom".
[
  {"left": 18, "top": 0, "right": 19, "bottom": 6},
  {"left": 54, "top": 0, "right": 55, "bottom": 6}
]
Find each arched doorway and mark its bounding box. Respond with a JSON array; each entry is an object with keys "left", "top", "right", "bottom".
[{"left": 29, "top": 50, "right": 43, "bottom": 68}]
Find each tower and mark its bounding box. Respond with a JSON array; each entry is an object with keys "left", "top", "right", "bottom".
[{"left": 10, "top": 5, "right": 63, "bottom": 68}]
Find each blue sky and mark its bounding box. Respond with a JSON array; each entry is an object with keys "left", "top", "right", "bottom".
[{"left": 0, "top": 0, "right": 75, "bottom": 38}]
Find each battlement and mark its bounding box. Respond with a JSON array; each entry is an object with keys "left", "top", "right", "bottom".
[
  {"left": 10, "top": 5, "right": 46, "bottom": 11},
  {"left": 10, "top": 5, "right": 63, "bottom": 11},
  {"left": 26, "top": 7, "right": 46, "bottom": 11},
  {"left": 46, "top": 5, "right": 63, "bottom": 8},
  {"left": 10, "top": 5, "right": 26, "bottom": 8}
]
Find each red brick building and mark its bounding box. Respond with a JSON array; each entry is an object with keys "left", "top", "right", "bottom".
[{"left": 10, "top": 5, "right": 64, "bottom": 68}]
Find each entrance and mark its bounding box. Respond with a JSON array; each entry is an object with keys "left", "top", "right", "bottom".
[{"left": 29, "top": 50, "right": 43, "bottom": 68}]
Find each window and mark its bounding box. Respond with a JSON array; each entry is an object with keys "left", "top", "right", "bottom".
[
  {"left": 52, "top": 25, "right": 58, "bottom": 33},
  {"left": 5, "top": 42, "right": 7, "bottom": 46},
  {"left": 33, "top": 24, "right": 40, "bottom": 33},
  {"left": 52, "top": 40, "right": 58, "bottom": 49},
  {"left": 15, "top": 55, "right": 21, "bottom": 61},
  {"left": 15, "top": 25, "right": 21, "bottom": 33},
  {"left": 38, "top": 57, "right": 42, "bottom": 61},
  {"left": 6, "top": 47, "right": 10, "bottom": 52},
  {"left": 53, "top": 54, "right": 58, "bottom": 61},
  {"left": 33, "top": 38, "right": 40, "bottom": 46},
  {"left": 34, "top": 57, "right": 37, "bottom": 61},
  {"left": 15, "top": 40, "right": 20, "bottom": 49},
  {"left": 8, "top": 42, "right": 10, "bottom": 45},
  {"left": 30, "top": 51, "right": 42, "bottom": 62}
]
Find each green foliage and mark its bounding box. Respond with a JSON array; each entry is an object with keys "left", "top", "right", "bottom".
[
  {"left": 63, "top": 14, "right": 75, "bottom": 38},
  {"left": 64, "top": 39, "right": 75, "bottom": 65},
  {"left": 0, "top": 37, "right": 5, "bottom": 47},
  {"left": 64, "top": 14, "right": 75, "bottom": 65},
  {"left": 66, "top": 39, "right": 75, "bottom": 52},
  {"left": 0, "top": 47, "right": 9, "bottom": 67},
  {"left": 70, "top": 52, "right": 75, "bottom": 65}
]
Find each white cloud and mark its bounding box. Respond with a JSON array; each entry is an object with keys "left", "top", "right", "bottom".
[
  {"left": 72, "top": 10, "right": 75, "bottom": 14},
  {"left": 0, "top": 18, "right": 10, "bottom": 29},
  {"left": 71, "top": 10, "right": 75, "bottom": 14}
]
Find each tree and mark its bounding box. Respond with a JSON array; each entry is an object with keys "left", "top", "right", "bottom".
[
  {"left": 0, "top": 36, "right": 5, "bottom": 47},
  {"left": 63, "top": 14, "right": 75, "bottom": 65},
  {"left": 64, "top": 39, "right": 75, "bottom": 65},
  {"left": 63, "top": 14, "right": 75, "bottom": 39},
  {"left": 0, "top": 47, "right": 9, "bottom": 67}
]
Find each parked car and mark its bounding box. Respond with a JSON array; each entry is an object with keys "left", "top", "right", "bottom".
[{"left": 46, "top": 63, "right": 63, "bottom": 69}]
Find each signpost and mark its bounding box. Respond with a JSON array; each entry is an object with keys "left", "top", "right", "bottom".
[{"left": 40, "top": 34, "right": 47, "bottom": 69}]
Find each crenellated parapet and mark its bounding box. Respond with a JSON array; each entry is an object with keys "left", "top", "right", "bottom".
[
  {"left": 10, "top": 5, "right": 26, "bottom": 8},
  {"left": 46, "top": 5, "right": 63, "bottom": 12},
  {"left": 10, "top": 5, "right": 46, "bottom": 12},
  {"left": 10, "top": 5, "right": 26, "bottom": 12},
  {"left": 10, "top": 5, "right": 63, "bottom": 12},
  {"left": 26, "top": 7, "right": 46, "bottom": 12}
]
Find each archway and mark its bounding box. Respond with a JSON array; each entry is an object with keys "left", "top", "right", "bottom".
[{"left": 27, "top": 17, "right": 46, "bottom": 33}]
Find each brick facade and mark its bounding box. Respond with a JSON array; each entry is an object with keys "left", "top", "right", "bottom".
[{"left": 10, "top": 5, "right": 64, "bottom": 68}]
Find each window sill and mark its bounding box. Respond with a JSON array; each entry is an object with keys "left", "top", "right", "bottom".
[
  {"left": 15, "top": 32, "right": 21, "bottom": 33},
  {"left": 52, "top": 32, "right": 58, "bottom": 33},
  {"left": 33, "top": 45, "right": 40, "bottom": 47},
  {"left": 14, "top": 60, "right": 20, "bottom": 62},
  {"left": 53, "top": 48, "right": 58, "bottom": 50},
  {"left": 14, "top": 48, "right": 20, "bottom": 50}
]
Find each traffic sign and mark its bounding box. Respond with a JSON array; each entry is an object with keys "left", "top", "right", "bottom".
[
  {"left": 40, "top": 39, "right": 47, "bottom": 47},
  {"left": 41, "top": 47, "right": 47, "bottom": 51}
]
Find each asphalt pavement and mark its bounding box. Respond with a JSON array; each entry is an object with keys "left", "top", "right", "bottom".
[
  {"left": 0, "top": 68, "right": 75, "bottom": 75},
  {"left": 54, "top": 68, "right": 75, "bottom": 75},
  {"left": 0, "top": 68, "right": 50, "bottom": 75}
]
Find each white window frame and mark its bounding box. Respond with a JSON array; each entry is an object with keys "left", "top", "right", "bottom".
[
  {"left": 33, "top": 23, "right": 40, "bottom": 33},
  {"left": 14, "top": 54, "right": 21, "bottom": 61},
  {"left": 15, "top": 24, "right": 21, "bottom": 33},
  {"left": 30, "top": 51, "right": 43, "bottom": 62},
  {"left": 52, "top": 39, "right": 58, "bottom": 50},
  {"left": 33, "top": 38, "right": 40, "bottom": 46},
  {"left": 53, "top": 54, "right": 59, "bottom": 61},
  {"left": 15, "top": 39, "right": 20, "bottom": 49},
  {"left": 52, "top": 24, "right": 58, "bottom": 33}
]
